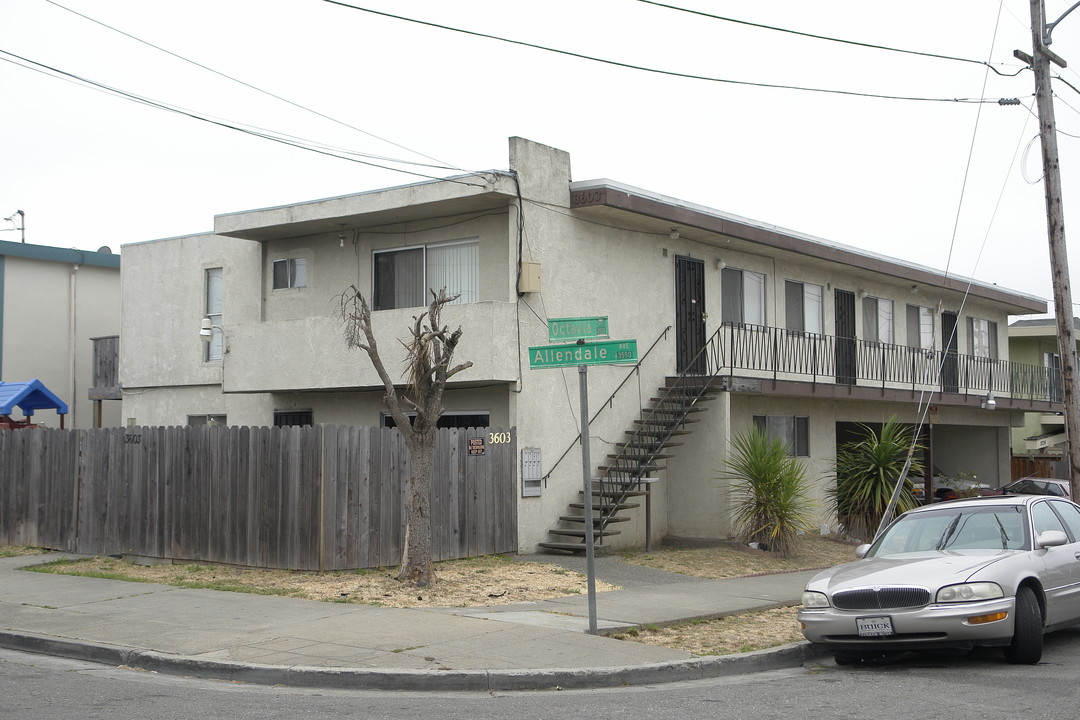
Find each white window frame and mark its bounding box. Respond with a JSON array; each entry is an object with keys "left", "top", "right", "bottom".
[
  {"left": 967, "top": 317, "right": 998, "bottom": 359},
  {"left": 372, "top": 238, "right": 479, "bottom": 311},
  {"left": 906, "top": 304, "right": 935, "bottom": 350},
  {"left": 272, "top": 257, "right": 307, "bottom": 290},
  {"left": 785, "top": 280, "right": 823, "bottom": 334},
  {"left": 752, "top": 415, "right": 810, "bottom": 457},
  {"left": 721, "top": 267, "right": 766, "bottom": 326},
  {"left": 863, "top": 296, "right": 894, "bottom": 344},
  {"left": 205, "top": 267, "right": 223, "bottom": 361}
]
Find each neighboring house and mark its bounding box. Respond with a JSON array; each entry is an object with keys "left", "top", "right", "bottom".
[
  {"left": 0, "top": 240, "right": 121, "bottom": 429},
  {"left": 1007, "top": 317, "right": 1079, "bottom": 477},
  {"left": 119, "top": 137, "right": 1055, "bottom": 552}
]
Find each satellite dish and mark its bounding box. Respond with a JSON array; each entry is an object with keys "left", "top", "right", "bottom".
[{"left": 97, "top": 246, "right": 113, "bottom": 254}]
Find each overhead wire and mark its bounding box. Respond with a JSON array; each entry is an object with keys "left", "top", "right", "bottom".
[
  {"left": 0, "top": 48, "right": 488, "bottom": 188},
  {"left": 634, "top": 0, "right": 1025, "bottom": 76},
  {"left": 43, "top": 0, "right": 462, "bottom": 171},
  {"left": 322, "top": 1, "right": 1005, "bottom": 104},
  {"left": 874, "top": 0, "right": 1015, "bottom": 535}
]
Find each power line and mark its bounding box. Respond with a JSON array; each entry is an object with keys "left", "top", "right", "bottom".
[
  {"left": 322, "top": 1, "right": 1005, "bottom": 104},
  {"left": 43, "top": 0, "right": 462, "bottom": 171},
  {"left": 634, "top": 0, "right": 1025, "bottom": 77},
  {"left": 0, "top": 48, "right": 487, "bottom": 187}
]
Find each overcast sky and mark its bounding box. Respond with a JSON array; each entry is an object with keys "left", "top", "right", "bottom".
[{"left": 2, "top": 0, "right": 1078, "bottom": 314}]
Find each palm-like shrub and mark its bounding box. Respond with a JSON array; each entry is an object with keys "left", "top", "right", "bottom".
[
  {"left": 830, "top": 418, "right": 923, "bottom": 542},
  {"left": 723, "top": 428, "right": 815, "bottom": 558}
]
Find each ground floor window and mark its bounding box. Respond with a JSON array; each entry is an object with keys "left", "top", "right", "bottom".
[
  {"left": 382, "top": 411, "right": 490, "bottom": 429},
  {"left": 752, "top": 415, "right": 809, "bottom": 457},
  {"left": 188, "top": 414, "right": 227, "bottom": 426},
  {"left": 274, "top": 410, "right": 314, "bottom": 427}
]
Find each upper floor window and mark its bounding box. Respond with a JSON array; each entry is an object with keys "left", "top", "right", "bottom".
[
  {"left": 721, "top": 267, "right": 765, "bottom": 326},
  {"left": 785, "top": 280, "right": 823, "bottom": 334},
  {"left": 273, "top": 257, "right": 307, "bottom": 289},
  {"left": 205, "top": 267, "right": 223, "bottom": 361},
  {"left": 863, "top": 296, "right": 894, "bottom": 344},
  {"left": 906, "top": 304, "right": 934, "bottom": 350},
  {"left": 968, "top": 317, "right": 998, "bottom": 358},
  {"left": 373, "top": 239, "right": 478, "bottom": 311}
]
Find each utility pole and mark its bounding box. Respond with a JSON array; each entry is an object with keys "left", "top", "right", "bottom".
[{"left": 1023, "top": 0, "right": 1080, "bottom": 499}]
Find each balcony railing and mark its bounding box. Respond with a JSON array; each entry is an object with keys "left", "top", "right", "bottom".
[{"left": 713, "top": 323, "right": 1062, "bottom": 403}]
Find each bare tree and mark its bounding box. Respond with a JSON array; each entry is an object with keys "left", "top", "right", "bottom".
[{"left": 340, "top": 286, "right": 473, "bottom": 587}]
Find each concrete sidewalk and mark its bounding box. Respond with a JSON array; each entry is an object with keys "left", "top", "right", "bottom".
[{"left": 0, "top": 553, "right": 827, "bottom": 691}]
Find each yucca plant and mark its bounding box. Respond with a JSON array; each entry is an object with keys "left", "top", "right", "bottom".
[
  {"left": 830, "top": 418, "right": 923, "bottom": 542},
  {"left": 723, "top": 428, "right": 816, "bottom": 558}
]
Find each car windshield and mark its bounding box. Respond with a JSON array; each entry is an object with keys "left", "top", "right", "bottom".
[
  {"left": 867, "top": 505, "right": 1029, "bottom": 556},
  {"left": 1003, "top": 479, "right": 1066, "bottom": 497}
]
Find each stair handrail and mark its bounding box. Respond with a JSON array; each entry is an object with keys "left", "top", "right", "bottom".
[
  {"left": 540, "top": 325, "right": 672, "bottom": 483},
  {"left": 593, "top": 325, "right": 728, "bottom": 541}
]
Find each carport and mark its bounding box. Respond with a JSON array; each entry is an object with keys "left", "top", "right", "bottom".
[{"left": 0, "top": 379, "right": 69, "bottom": 429}]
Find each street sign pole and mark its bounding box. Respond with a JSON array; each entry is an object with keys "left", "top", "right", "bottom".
[{"left": 578, "top": 363, "right": 598, "bottom": 635}]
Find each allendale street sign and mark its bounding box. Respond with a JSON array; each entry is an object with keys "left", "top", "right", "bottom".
[
  {"left": 528, "top": 316, "right": 639, "bottom": 635},
  {"left": 528, "top": 339, "right": 638, "bottom": 369}
]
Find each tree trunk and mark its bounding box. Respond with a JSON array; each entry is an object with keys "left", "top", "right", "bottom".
[{"left": 398, "top": 434, "right": 435, "bottom": 586}]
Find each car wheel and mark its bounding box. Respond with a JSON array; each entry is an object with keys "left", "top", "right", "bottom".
[{"left": 1003, "top": 586, "right": 1043, "bottom": 664}]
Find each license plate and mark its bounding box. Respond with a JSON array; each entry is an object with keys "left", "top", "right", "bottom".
[{"left": 857, "top": 616, "right": 895, "bottom": 637}]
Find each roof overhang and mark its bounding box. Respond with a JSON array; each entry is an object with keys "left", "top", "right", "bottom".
[
  {"left": 570, "top": 179, "right": 1047, "bottom": 315},
  {"left": 213, "top": 172, "right": 518, "bottom": 242}
]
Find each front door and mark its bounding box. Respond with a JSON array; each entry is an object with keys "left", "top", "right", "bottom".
[
  {"left": 942, "top": 311, "right": 959, "bottom": 393},
  {"left": 675, "top": 256, "right": 706, "bottom": 374},
  {"left": 834, "top": 289, "right": 856, "bottom": 385}
]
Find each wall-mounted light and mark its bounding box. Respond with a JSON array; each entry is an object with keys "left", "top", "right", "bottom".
[
  {"left": 857, "top": 289, "right": 867, "bottom": 299},
  {"left": 982, "top": 392, "right": 997, "bottom": 410},
  {"left": 716, "top": 259, "right": 726, "bottom": 270},
  {"left": 669, "top": 227, "right": 680, "bottom": 240},
  {"left": 338, "top": 224, "right": 347, "bottom": 248},
  {"left": 910, "top": 284, "right": 919, "bottom": 294}
]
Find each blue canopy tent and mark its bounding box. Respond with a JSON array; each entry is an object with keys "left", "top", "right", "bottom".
[{"left": 0, "top": 379, "right": 69, "bottom": 429}]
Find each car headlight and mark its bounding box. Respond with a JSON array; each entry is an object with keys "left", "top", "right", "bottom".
[
  {"left": 802, "top": 591, "right": 830, "bottom": 608},
  {"left": 936, "top": 582, "right": 1004, "bottom": 603}
]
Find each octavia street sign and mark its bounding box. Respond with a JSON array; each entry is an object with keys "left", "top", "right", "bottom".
[
  {"left": 547, "top": 316, "right": 609, "bottom": 343},
  {"left": 529, "top": 339, "right": 638, "bottom": 369}
]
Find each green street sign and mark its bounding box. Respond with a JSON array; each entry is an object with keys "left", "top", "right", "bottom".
[
  {"left": 548, "top": 316, "right": 609, "bottom": 343},
  {"left": 529, "top": 339, "right": 638, "bottom": 369}
]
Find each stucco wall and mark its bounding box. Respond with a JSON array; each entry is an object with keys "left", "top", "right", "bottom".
[
  {"left": 2, "top": 255, "right": 120, "bottom": 428},
  {"left": 120, "top": 233, "right": 261, "bottom": 391}
]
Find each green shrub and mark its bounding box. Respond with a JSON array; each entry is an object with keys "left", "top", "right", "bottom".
[
  {"left": 722, "top": 428, "right": 816, "bottom": 558},
  {"left": 830, "top": 418, "right": 922, "bottom": 541}
]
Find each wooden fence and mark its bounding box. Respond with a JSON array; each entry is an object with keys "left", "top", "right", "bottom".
[{"left": 0, "top": 424, "right": 518, "bottom": 570}]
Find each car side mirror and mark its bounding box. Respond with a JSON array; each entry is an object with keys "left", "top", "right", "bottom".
[
  {"left": 1036, "top": 530, "right": 1069, "bottom": 548},
  {"left": 855, "top": 544, "right": 871, "bottom": 558}
]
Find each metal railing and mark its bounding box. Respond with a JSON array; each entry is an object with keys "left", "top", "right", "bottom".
[{"left": 715, "top": 323, "right": 1063, "bottom": 402}]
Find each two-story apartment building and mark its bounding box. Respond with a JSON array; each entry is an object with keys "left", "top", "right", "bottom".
[
  {"left": 1, "top": 239, "right": 121, "bottom": 429},
  {"left": 120, "top": 137, "right": 1054, "bottom": 552}
]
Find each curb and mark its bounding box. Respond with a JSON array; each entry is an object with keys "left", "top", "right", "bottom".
[{"left": 0, "top": 630, "right": 830, "bottom": 691}]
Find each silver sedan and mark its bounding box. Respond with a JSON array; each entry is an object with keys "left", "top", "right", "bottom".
[{"left": 798, "top": 494, "right": 1080, "bottom": 664}]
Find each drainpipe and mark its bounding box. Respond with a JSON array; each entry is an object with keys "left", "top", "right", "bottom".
[{"left": 70, "top": 264, "right": 79, "bottom": 427}]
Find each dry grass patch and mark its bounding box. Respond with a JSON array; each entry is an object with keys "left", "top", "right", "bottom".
[
  {"left": 0, "top": 545, "right": 48, "bottom": 558},
  {"left": 29, "top": 554, "right": 620, "bottom": 608},
  {"left": 616, "top": 534, "right": 859, "bottom": 579},
  {"left": 614, "top": 606, "right": 804, "bottom": 655}
]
